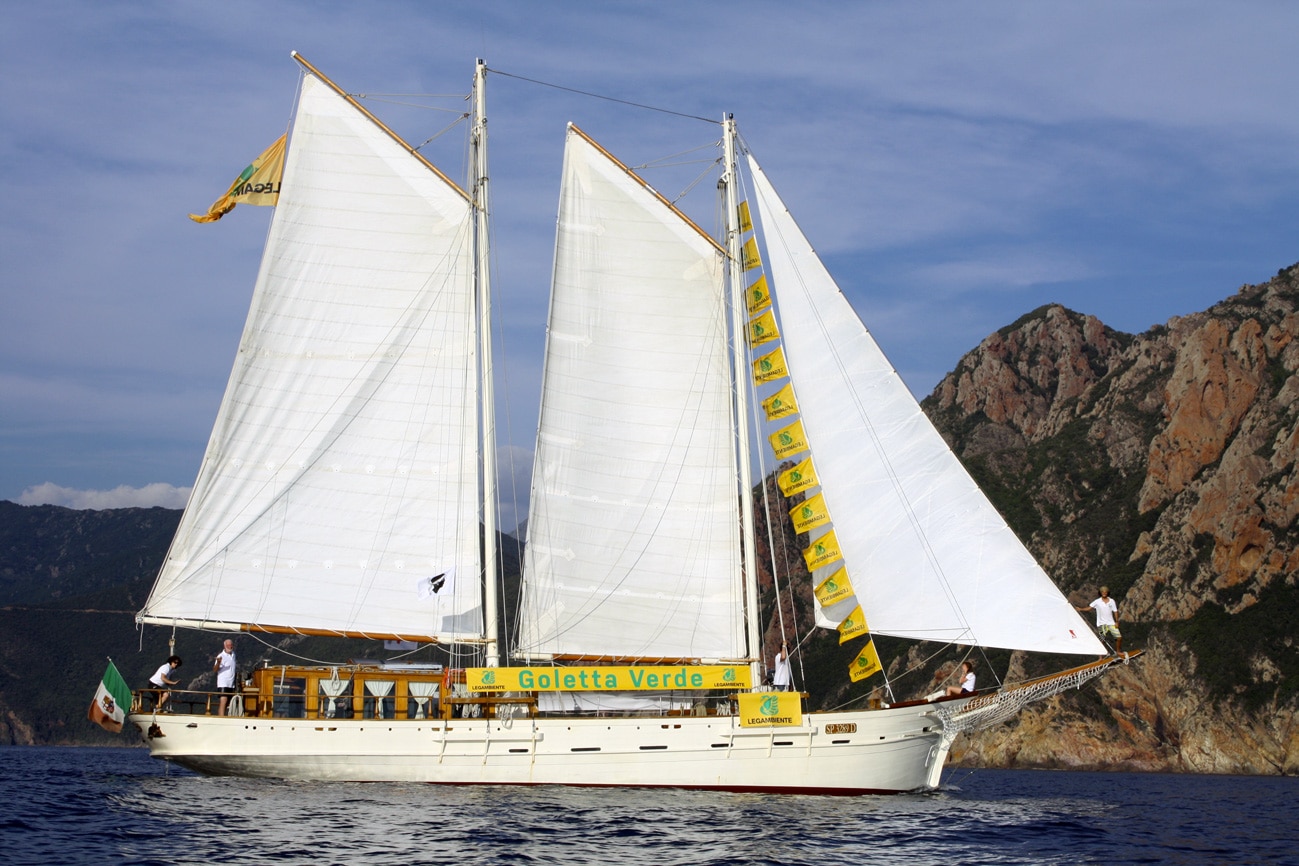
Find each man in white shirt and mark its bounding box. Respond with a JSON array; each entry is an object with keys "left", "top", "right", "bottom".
[
  {"left": 1078, "top": 586, "right": 1122, "bottom": 655},
  {"left": 213, "top": 639, "right": 237, "bottom": 715},
  {"left": 772, "top": 643, "right": 792, "bottom": 691},
  {"left": 147, "top": 656, "right": 182, "bottom": 711}
]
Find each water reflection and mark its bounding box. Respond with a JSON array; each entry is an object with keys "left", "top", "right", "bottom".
[{"left": 2, "top": 748, "right": 1295, "bottom": 866}]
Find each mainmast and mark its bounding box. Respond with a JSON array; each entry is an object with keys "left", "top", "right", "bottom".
[
  {"left": 722, "top": 116, "right": 763, "bottom": 681},
  {"left": 473, "top": 59, "right": 500, "bottom": 666}
]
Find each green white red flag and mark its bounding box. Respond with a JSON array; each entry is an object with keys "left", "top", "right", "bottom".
[{"left": 87, "top": 660, "right": 131, "bottom": 734}]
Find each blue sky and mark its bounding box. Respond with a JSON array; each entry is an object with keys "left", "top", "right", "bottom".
[{"left": 3, "top": 2, "right": 1297, "bottom": 529}]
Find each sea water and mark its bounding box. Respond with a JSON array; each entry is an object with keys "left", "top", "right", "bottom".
[{"left": 1, "top": 746, "right": 1294, "bottom": 865}]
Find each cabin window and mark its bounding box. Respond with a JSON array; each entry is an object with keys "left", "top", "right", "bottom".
[
  {"left": 272, "top": 676, "right": 306, "bottom": 719},
  {"left": 364, "top": 680, "right": 396, "bottom": 719},
  {"left": 317, "top": 677, "right": 353, "bottom": 719},
  {"left": 406, "top": 681, "right": 440, "bottom": 720}
]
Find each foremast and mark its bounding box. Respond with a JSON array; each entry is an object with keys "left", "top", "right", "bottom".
[{"left": 473, "top": 59, "right": 500, "bottom": 666}]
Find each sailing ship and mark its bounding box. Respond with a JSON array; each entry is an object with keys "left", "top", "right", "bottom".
[{"left": 126, "top": 53, "right": 1135, "bottom": 793}]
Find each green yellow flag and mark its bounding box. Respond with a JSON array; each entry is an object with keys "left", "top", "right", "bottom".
[
  {"left": 802, "top": 528, "right": 842, "bottom": 570},
  {"left": 769, "top": 419, "right": 808, "bottom": 459},
  {"left": 838, "top": 605, "right": 870, "bottom": 644},
  {"left": 813, "top": 566, "right": 854, "bottom": 607},
  {"left": 778, "top": 456, "right": 818, "bottom": 497},
  {"left": 849, "top": 639, "right": 883, "bottom": 682},
  {"left": 741, "top": 237, "right": 762, "bottom": 271},
  {"left": 737, "top": 691, "right": 803, "bottom": 727},
  {"left": 753, "top": 346, "right": 788, "bottom": 385},
  {"left": 190, "top": 134, "right": 287, "bottom": 223},
  {"left": 790, "top": 492, "right": 831, "bottom": 534},
  {"left": 762, "top": 382, "right": 799, "bottom": 421},
  {"left": 748, "top": 309, "right": 780, "bottom": 348},
  {"left": 736, "top": 199, "right": 753, "bottom": 233},
  {"left": 745, "top": 275, "right": 771, "bottom": 315}
]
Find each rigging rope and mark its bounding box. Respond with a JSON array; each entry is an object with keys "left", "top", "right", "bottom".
[
  {"left": 934, "top": 654, "right": 1137, "bottom": 735},
  {"left": 411, "top": 113, "right": 470, "bottom": 152},
  {"left": 485, "top": 68, "right": 719, "bottom": 124}
]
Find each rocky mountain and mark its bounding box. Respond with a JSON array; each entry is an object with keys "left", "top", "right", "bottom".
[
  {"left": 920, "top": 263, "right": 1299, "bottom": 774},
  {"left": 0, "top": 504, "right": 181, "bottom": 745},
  {"left": 0, "top": 502, "right": 179, "bottom": 606}
]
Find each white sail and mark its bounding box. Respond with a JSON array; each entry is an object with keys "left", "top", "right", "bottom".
[
  {"left": 139, "top": 73, "right": 484, "bottom": 641},
  {"left": 747, "top": 154, "right": 1103, "bottom": 656},
  {"left": 516, "top": 126, "right": 745, "bottom": 661}
]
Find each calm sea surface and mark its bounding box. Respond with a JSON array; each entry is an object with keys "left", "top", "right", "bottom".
[{"left": 2, "top": 746, "right": 1295, "bottom": 865}]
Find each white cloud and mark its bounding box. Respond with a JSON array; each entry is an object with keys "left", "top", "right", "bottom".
[
  {"left": 17, "top": 482, "right": 191, "bottom": 510},
  {"left": 908, "top": 251, "right": 1096, "bottom": 297}
]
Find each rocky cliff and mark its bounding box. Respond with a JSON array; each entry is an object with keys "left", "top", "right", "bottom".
[{"left": 921, "top": 264, "right": 1299, "bottom": 774}]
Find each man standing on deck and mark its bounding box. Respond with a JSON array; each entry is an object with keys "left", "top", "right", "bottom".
[
  {"left": 772, "top": 642, "right": 792, "bottom": 691},
  {"left": 1077, "top": 586, "right": 1122, "bottom": 656},
  {"left": 214, "top": 639, "right": 237, "bottom": 715}
]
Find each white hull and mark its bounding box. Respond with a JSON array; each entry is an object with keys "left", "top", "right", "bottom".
[{"left": 129, "top": 702, "right": 960, "bottom": 794}]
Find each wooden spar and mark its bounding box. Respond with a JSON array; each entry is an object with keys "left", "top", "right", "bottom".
[
  {"left": 241, "top": 623, "right": 472, "bottom": 644},
  {"left": 567, "top": 123, "right": 726, "bottom": 255},
  {"left": 543, "top": 653, "right": 756, "bottom": 665},
  {"left": 1003, "top": 649, "right": 1144, "bottom": 690},
  {"left": 289, "top": 51, "right": 473, "bottom": 205}
]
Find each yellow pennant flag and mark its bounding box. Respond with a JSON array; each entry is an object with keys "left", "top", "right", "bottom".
[
  {"left": 849, "top": 639, "right": 882, "bottom": 682},
  {"left": 778, "top": 456, "right": 818, "bottom": 497},
  {"left": 790, "top": 492, "right": 830, "bottom": 534},
  {"left": 190, "top": 134, "right": 287, "bottom": 223},
  {"left": 753, "top": 346, "right": 788, "bottom": 385},
  {"left": 762, "top": 382, "right": 799, "bottom": 421},
  {"left": 736, "top": 200, "right": 753, "bottom": 233},
  {"left": 802, "top": 528, "right": 842, "bottom": 570},
  {"left": 737, "top": 691, "right": 803, "bottom": 727},
  {"left": 838, "top": 605, "right": 870, "bottom": 644},
  {"left": 748, "top": 309, "right": 780, "bottom": 348},
  {"left": 769, "top": 419, "right": 808, "bottom": 459},
  {"left": 745, "top": 275, "right": 771, "bottom": 316},
  {"left": 741, "top": 237, "right": 762, "bottom": 271},
  {"left": 813, "top": 566, "right": 854, "bottom": 607}
]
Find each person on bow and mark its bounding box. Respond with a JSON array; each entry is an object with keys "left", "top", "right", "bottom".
[
  {"left": 1078, "top": 585, "right": 1122, "bottom": 656},
  {"left": 944, "top": 661, "right": 976, "bottom": 697}
]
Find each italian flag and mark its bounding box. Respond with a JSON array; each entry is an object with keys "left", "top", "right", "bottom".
[{"left": 87, "top": 660, "right": 131, "bottom": 734}]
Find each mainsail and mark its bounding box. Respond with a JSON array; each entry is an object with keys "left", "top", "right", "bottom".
[
  {"left": 516, "top": 126, "right": 746, "bottom": 661},
  {"left": 139, "top": 72, "right": 485, "bottom": 642},
  {"left": 746, "top": 155, "right": 1104, "bottom": 656}
]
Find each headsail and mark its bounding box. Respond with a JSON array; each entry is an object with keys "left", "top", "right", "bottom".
[
  {"left": 746, "top": 154, "right": 1103, "bottom": 656},
  {"left": 139, "top": 72, "right": 484, "bottom": 642},
  {"left": 516, "top": 126, "right": 745, "bottom": 661}
]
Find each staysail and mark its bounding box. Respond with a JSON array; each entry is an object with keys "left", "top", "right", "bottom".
[
  {"left": 516, "top": 126, "right": 746, "bottom": 661},
  {"left": 139, "top": 72, "right": 484, "bottom": 642},
  {"left": 746, "top": 154, "right": 1103, "bottom": 656}
]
